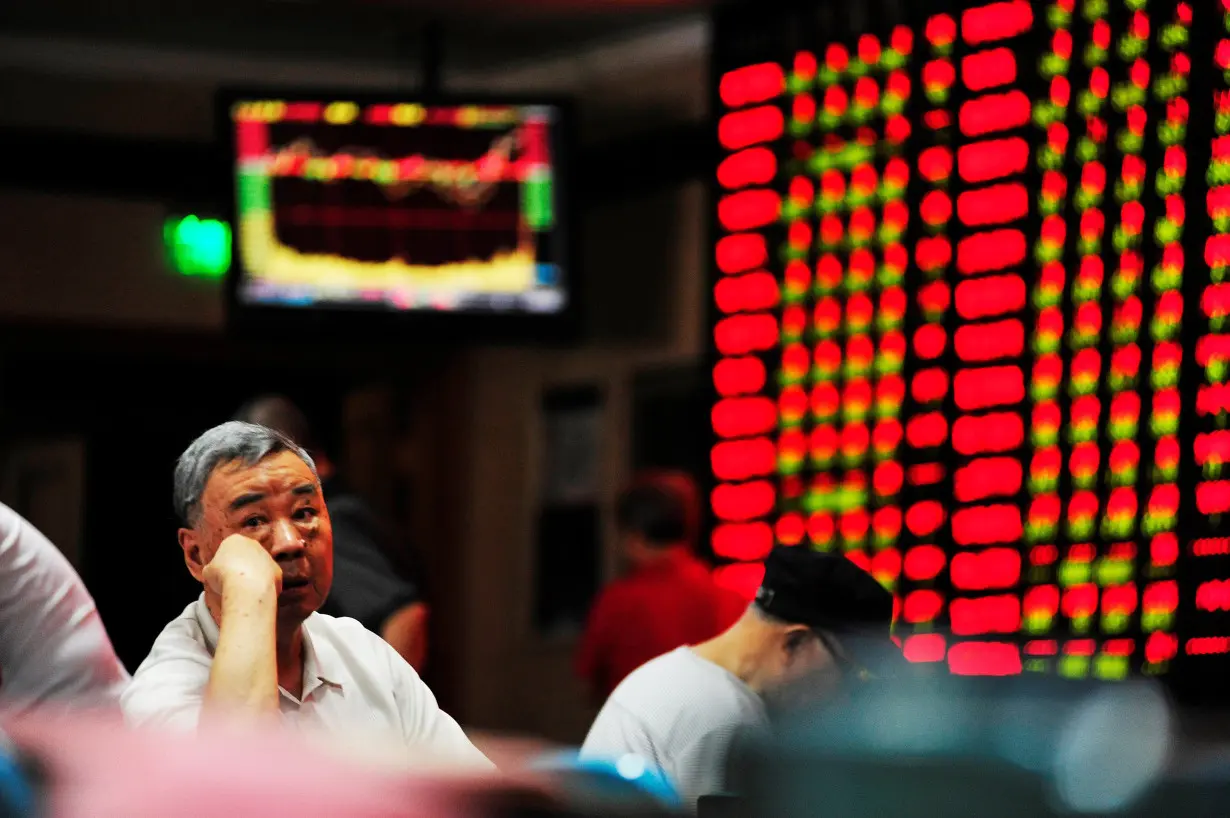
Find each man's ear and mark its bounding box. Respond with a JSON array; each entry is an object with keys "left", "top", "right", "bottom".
[
  {"left": 179, "top": 528, "right": 205, "bottom": 582},
  {"left": 783, "top": 624, "right": 812, "bottom": 653}
]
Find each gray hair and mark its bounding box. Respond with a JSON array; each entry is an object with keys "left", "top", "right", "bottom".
[{"left": 174, "top": 421, "right": 317, "bottom": 526}]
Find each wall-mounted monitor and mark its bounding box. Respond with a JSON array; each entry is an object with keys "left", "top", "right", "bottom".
[{"left": 220, "top": 90, "right": 575, "bottom": 340}]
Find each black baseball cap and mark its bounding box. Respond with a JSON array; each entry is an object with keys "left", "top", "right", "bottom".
[
  {"left": 754, "top": 546, "right": 901, "bottom": 680},
  {"left": 754, "top": 546, "right": 894, "bottom": 633}
]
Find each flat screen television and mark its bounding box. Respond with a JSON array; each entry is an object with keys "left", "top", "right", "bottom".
[{"left": 219, "top": 90, "right": 576, "bottom": 340}]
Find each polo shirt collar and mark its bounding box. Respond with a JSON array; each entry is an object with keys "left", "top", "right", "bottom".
[{"left": 191, "top": 594, "right": 346, "bottom": 697}]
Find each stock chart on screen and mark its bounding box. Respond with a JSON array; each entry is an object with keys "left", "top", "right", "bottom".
[
  {"left": 229, "top": 98, "right": 566, "bottom": 315},
  {"left": 711, "top": 0, "right": 1230, "bottom": 698}
]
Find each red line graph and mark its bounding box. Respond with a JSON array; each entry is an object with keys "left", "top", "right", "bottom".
[
  {"left": 278, "top": 205, "right": 519, "bottom": 231},
  {"left": 264, "top": 132, "right": 524, "bottom": 210}
]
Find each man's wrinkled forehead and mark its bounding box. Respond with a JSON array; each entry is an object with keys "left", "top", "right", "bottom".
[{"left": 201, "top": 452, "right": 316, "bottom": 510}]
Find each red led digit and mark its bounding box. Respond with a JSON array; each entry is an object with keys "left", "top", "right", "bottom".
[
  {"left": 903, "top": 590, "right": 944, "bottom": 623},
  {"left": 873, "top": 461, "right": 904, "bottom": 497},
  {"left": 711, "top": 481, "right": 775, "bottom": 521},
  {"left": 956, "top": 183, "right": 1029, "bottom": 226},
  {"left": 913, "top": 325, "right": 948, "bottom": 359},
  {"left": 904, "top": 546, "right": 946, "bottom": 581},
  {"left": 908, "top": 464, "right": 946, "bottom": 486},
  {"left": 950, "top": 595, "right": 1021, "bottom": 634},
  {"left": 956, "top": 274, "right": 1027, "bottom": 319},
  {"left": 961, "top": 1, "right": 1033, "bottom": 46},
  {"left": 713, "top": 357, "right": 767, "bottom": 396},
  {"left": 957, "top": 230, "right": 1026, "bottom": 274},
  {"left": 719, "top": 106, "right": 785, "bottom": 150},
  {"left": 906, "top": 413, "right": 948, "bottom": 449},
  {"left": 954, "top": 366, "right": 1026, "bottom": 410},
  {"left": 962, "top": 47, "right": 1017, "bottom": 91},
  {"left": 947, "top": 642, "right": 1022, "bottom": 676},
  {"left": 714, "top": 313, "right": 778, "bottom": 355},
  {"left": 955, "top": 319, "right": 1025, "bottom": 362},
  {"left": 952, "top": 504, "right": 1023, "bottom": 546},
  {"left": 906, "top": 501, "right": 946, "bottom": 537},
  {"left": 718, "top": 189, "right": 781, "bottom": 231},
  {"left": 1024, "top": 585, "right": 1060, "bottom": 618},
  {"left": 711, "top": 523, "right": 774, "bottom": 561},
  {"left": 714, "top": 272, "right": 780, "bottom": 314},
  {"left": 911, "top": 368, "right": 949, "bottom": 404},
  {"left": 717, "top": 147, "right": 777, "bottom": 189},
  {"left": 958, "top": 138, "right": 1029, "bottom": 182},
  {"left": 1147, "top": 632, "right": 1179, "bottom": 663},
  {"left": 952, "top": 412, "right": 1025, "bottom": 455},
  {"left": 959, "top": 91, "right": 1030, "bottom": 137},
  {"left": 917, "top": 279, "right": 951, "bottom": 316},
  {"left": 720, "top": 63, "right": 786, "bottom": 108},
  {"left": 712, "top": 439, "right": 777, "bottom": 481},
  {"left": 1025, "top": 640, "right": 1058, "bottom": 656},
  {"left": 1197, "top": 481, "right": 1230, "bottom": 515},
  {"left": 712, "top": 397, "right": 777, "bottom": 438},
  {"left": 904, "top": 634, "right": 947, "bottom": 663},
  {"left": 715, "top": 234, "right": 768, "bottom": 273},
  {"left": 954, "top": 458, "right": 1023, "bottom": 502}
]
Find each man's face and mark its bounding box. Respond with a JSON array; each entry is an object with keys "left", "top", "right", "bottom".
[
  {"left": 762, "top": 627, "right": 843, "bottom": 711},
  {"left": 181, "top": 450, "right": 333, "bottom": 627}
]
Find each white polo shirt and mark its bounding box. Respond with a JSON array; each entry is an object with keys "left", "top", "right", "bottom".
[
  {"left": 580, "top": 647, "right": 769, "bottom": 807},
  {"left": 122, "top": 595, "right": 490, "bottom": 768},
  {"left": 0, "top": 502, "right": 130, "bottom": 711}
]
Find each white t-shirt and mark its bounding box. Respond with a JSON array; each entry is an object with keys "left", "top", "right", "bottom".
[
  {"left": 580, "top": 647, "right": 768, "bottom": 806},
  {"left": 0, "top": 502, "right": 130, "bottom": 711},
  {"left": 123, "top": 595, "right": 491, "bottom": 768}
]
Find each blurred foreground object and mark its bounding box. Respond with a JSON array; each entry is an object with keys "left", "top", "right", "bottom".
[
  {"left": 730, "top": 673, "right": 1216, "bottom": 818},
  {"left": 6, "top": 714, "right": 504, "bottom": 818},
  {"left": 0, "top": 503, "right": 129, "bottom": 712},
  {"left": 0, "top": 729, "right": 37, "bottom": 818},
  {"left": 532, "top": 750, "right": 682, "bottom": 811},
  {"left": 2, "top": 715, "right": 680, "bottom": 818}
]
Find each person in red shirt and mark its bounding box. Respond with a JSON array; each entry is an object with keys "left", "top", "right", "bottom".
[{"left": 576, "top": 472, "right": 745, "bottom": 703}]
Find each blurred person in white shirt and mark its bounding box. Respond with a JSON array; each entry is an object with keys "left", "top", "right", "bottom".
[
  {"left": 0, "top": 501, "right": 129, "bottom": 711},
  {"left": 580, "top": 546, "right": 896, "bottom": 807},
  {"left": 121, "top": 421, "right": 489, "bottom": 767}
]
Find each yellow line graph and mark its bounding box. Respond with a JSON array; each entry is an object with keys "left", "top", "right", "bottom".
[{"left": 240, "top": 211, "right": 537, "bottom": 294}]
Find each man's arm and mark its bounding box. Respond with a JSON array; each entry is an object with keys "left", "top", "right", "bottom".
[
  {"left": 0, "top": 503, "right": 130, "bottom": 710},
  {"left": 201, "top": 535, "right": 281, "bottom": 717},
  {"left": 575, "top": 589, "right": 620, "bottom": 706},
  {"left": 381, "top": 601, "right": 429, "bottom": 671}
]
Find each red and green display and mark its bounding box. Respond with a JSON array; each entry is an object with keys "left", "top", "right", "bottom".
[{"left": 712, "top": 0, "right": 1229, "bottom": 693}]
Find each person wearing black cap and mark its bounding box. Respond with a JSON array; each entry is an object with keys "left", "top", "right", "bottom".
[{"left": 579, "top": 546, "right": 896, "bottom": 808}]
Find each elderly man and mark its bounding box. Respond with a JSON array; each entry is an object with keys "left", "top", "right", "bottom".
[
  {"left": 234, "top": 395, "right": 429, "bottom": 671},
  {"left": 122, "top": 422, "right": 489, "bottom": 766}
]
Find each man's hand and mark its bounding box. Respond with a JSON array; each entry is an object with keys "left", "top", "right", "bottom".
[
  {"left": 203, "top": 534, "right": 281, "bottom": 599},
  {"left": 202, "top": 534, "right": 281, "bottom": 718}
]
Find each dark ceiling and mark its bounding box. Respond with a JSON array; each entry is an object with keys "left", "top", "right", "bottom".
[{"left": 0, "top": 0, "right": 714, "bottom": 71}]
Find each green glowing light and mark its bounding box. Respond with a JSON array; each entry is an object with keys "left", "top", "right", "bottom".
[{"left": 165, "top": 215, "right": 231, "bottom": 278}]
